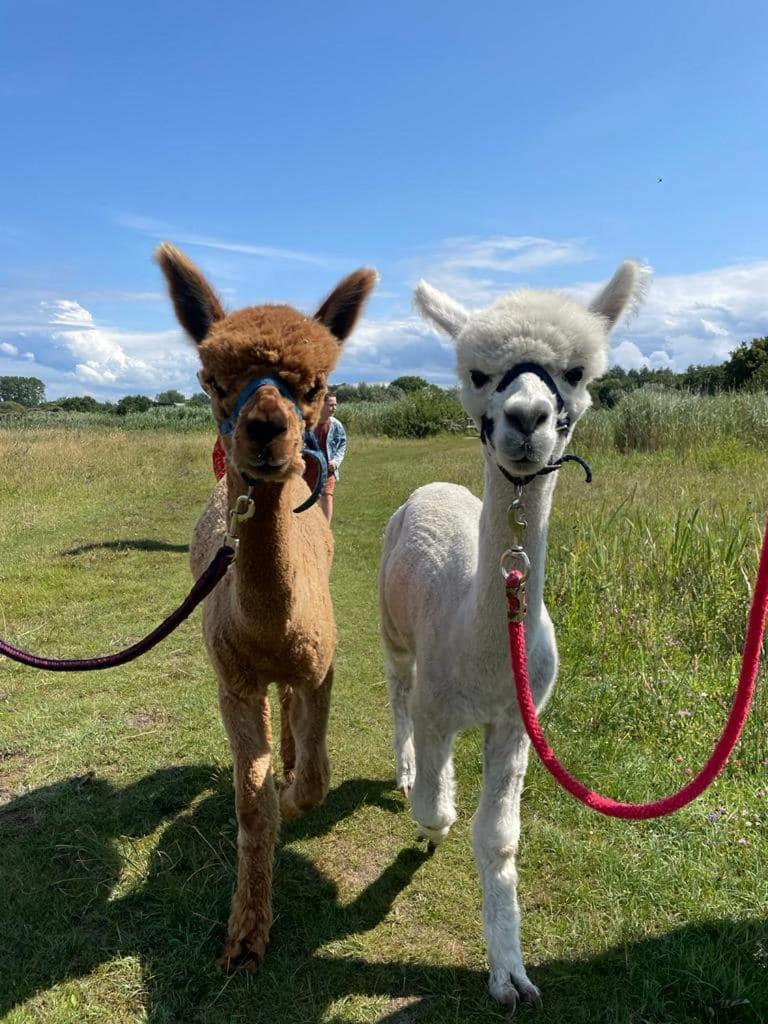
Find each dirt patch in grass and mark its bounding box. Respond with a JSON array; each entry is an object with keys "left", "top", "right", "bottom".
[
  {"left": 126, "top": 710, "right": 170, "bottom": 730},
  {"left": 0, "top": 786, "right": 17, "bottom": 807},
  {"left": 0, "top": 747, "right": 30, "bottom": 764}
]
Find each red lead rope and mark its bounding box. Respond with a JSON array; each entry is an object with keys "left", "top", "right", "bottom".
[{"left": 505, "top": 519, "right": 768, "bottom": 820}]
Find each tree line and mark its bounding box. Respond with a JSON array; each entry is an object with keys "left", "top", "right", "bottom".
[
  {"left": 2, "top": 337, "right": 768, "bottom": 413},
  {"left": 591, "top": 336, "right": 768, "bottom": 407},
  {"left": 0, "top": 381, "right": 211, "bottom": 415}
]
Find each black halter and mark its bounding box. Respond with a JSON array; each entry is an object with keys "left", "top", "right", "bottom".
[{"left": 478, "top": 361, "right": 591, "bottom": 487}]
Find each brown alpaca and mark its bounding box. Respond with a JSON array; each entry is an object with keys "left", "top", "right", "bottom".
[{"left": 156, "top": 243, "right": 377, "bottom": 968}]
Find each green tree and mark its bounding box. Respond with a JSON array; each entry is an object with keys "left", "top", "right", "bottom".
[
  {"left": 721, "top": 337, "right": 768, "bottom": 391},
  {"left": 0, "top": 375, "right": 46, "bottom": 406},
  {"left": 57, "top": 395, "right": 104, "bottom": 412},
  {"left": 188, "top": 392, "right": 212, "bottom": 407},
  {"left": 390, "top": 375, "right": 430, "bottom": 393},
  {"left": 155, "top": 389, "right": 187, "bottom": 405},
  {"left": 115, "top": 395, "right": 154, "bottom": 416}
]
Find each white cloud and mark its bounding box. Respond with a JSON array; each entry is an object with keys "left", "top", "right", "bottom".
[
  {"left": 336, "top": 314, "right": 457, "bottom": 383},
  {"left": 117, "top": 213, "right": 331, "bottom": 267},
  {"left": 50, "top": 317, "right": 197, "bottom": 391},
  {"left": 609, "top": 340, "right": 647, "bottom": 370},
  {"left": 43, "top": 299, "right": 95, "bottom": 327},
  {"left": 4, "top": 247, "right": 768, "bottom": 397},
  {"left": 609, "top": 260, "right": 768, "bottom": 370},
  {"left": 434, "top": 235, "right": 593, "bottom": 274},
  {"left": 341, "top": 257, "right": 768, "bottom": 383},
  {"left": 409, "top": 235, "right": 594, "bottom": 306}
]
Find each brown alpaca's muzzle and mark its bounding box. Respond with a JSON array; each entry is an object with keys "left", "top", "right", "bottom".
[{"left": 233, "top": 385, "right": 306, "bottom": 482}]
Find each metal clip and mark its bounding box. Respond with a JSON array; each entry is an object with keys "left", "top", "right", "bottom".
[
  {"left": 507, "top": 486, "right": 527, "bottom": 552},
  {"left": 225, "top": 488, "right": 255, "bottom": 559},
  {"left": 501, "top": 485, "right": 529, "bottom": 620},
  {"left": 505, "top": 573, "right": 528, "bottom": 623}
]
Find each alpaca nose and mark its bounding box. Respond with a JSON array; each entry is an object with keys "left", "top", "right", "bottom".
[
  {"left": 503, "top": 398, "right": 552, "bottom": 437},
  {"left": 245, "top": 417, "right": 286, "bottom": 446}
]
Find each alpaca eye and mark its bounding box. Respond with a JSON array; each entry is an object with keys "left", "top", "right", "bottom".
[
  {"left": 564, "top": 367, "right": 584, "bottom": 386},
  {"left": 470, "top": 370, "right": 490, "bottom": 388},
  {"left": 204, "top": 377, "right": 227, "bottom": 399}
]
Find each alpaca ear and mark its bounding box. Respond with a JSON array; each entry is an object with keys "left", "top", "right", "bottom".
[
  {"left": 314, "top": 268, "right": 378, "bottom": 342},
  {"left": 588, "top": 260, "right": 650, "bottom": 330},
  {"left": 413, "top": 280, "right": 469, "bottom": 338},
  {"left": 155, "top": 242, "right": 225, "bottom": 344}
]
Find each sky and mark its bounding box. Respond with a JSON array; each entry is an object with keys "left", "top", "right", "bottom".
[{"left": 1, "top": 0, "right": 768, "bottom": 401}]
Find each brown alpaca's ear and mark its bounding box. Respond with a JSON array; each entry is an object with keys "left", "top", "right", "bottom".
[
  {"left": 155, "top": 242, "right": 225, "bottom": 344},
  {"left": 314, "top": 268, "right": 378, "bottom": 342}
]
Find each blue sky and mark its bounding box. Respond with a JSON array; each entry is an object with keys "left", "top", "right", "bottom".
[{"left": 1, "top": 0, "right": 767, "bottom": 400}]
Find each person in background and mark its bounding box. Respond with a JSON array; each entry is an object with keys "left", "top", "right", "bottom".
[{"left": 305, "top": 392, "right": 346, "bottom": 524}]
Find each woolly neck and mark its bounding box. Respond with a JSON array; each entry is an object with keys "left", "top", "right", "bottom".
[{"left": 471, "top": 459, "right": 557, "bottom": 643}]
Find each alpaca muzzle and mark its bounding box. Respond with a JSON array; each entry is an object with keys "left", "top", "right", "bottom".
[
  {"left": 479, "top": 361, "right": 591, "bottom": 487},
  {"left": 217, "top": 374, "right": 328, "bottom": 513}
]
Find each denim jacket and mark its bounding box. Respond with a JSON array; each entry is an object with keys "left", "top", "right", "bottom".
[{"left": 325, "top": 417, "right": 347, "bottom": 479}]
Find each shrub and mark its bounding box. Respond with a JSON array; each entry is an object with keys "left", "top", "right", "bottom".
[{"left": 336, "top": 390, "right": 464, "bottom": 438}]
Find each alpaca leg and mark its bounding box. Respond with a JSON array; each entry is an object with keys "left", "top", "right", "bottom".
[
  {"left": 385, "top": 650, "right": 416, "bottom": 795},
  {"left": 472, "top": 721, "right": 541, "bottom": 1009},
  {"left": 278, "top": 685, "right": 296, "bottom": 781},
  {"left": 410, "top": 715, "right": 456, "bottom": 846},
  {"left": 279, "top": 665, "right": 333, "bottom": 822},
  {"left": 218, "top": 682, "right": 278, "bottom": 970}
]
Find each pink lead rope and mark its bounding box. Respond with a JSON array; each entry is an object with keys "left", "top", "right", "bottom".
[{"left": 505, "top": 519, "right": 768, "bottom": 820}]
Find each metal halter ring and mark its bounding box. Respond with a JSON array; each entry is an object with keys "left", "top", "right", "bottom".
[{"left": 500, "top": 547, "right": 531, "bottom": 581}]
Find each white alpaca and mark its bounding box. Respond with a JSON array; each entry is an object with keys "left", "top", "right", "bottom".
[{"left": 379, "top": 261, "right": 648, "bottom": 1008}]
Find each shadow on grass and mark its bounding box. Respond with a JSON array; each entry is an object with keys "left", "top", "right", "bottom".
[
  {"left": 1, "top": 768, "right": 766, "bottom": 1024},
  {"left": 61, "top": 538, "right": 190, "bottom": 556}
]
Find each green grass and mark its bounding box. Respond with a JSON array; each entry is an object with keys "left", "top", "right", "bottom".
[
  {"left": 1, "top": 427, "right": 768, "bottom": 1024},
  {"left": 0, "top": 405, "right": 215, "bottom": 433},
  {"left": 578, "top": 388, "right": 768, "bottom": 454}
]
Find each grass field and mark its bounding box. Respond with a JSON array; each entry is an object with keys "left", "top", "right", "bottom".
[{"left": 1, "top": 426, "right": 768, "bottom": 1024}]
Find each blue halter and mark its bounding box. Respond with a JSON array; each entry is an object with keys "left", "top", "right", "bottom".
[{"left": 218, "top": 375, "right": 328, "bottom": 514}]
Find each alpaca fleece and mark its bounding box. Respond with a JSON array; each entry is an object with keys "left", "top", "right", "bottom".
[
  {"left": 157, "top": 242, "right": 376, "bottom": 969},
  {"left": 381, "top": 260, "right": 648, "bottom": 1009}
]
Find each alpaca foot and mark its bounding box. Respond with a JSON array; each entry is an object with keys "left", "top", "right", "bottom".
[
  {"left": 416, "top": 822, "right": 452, "bottom": 847},
  {"left": 279, "top": 772, "right": 329, "bottom": 823},
  {"left": 218, "top": 914, "right": 271, "bottom": 972},
  {"left": 488, "top": 969, "right": 542, "bottom": 1010},
  {"left": 279, "top": 782, "right": 304, "bottom": 823}
]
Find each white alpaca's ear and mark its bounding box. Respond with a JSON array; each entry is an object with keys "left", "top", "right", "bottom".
[
  {"left": 588, "top": 260, "right": 651, "bottom": 330},
  {"left": 413, "top": 280, "right": 469, "bottom": 338}
]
